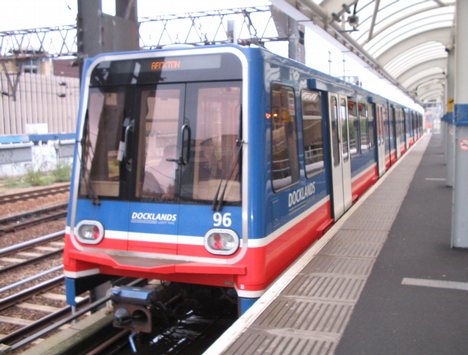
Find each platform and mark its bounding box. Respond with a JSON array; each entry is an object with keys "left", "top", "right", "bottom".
[{"left": 206, "top": 133, "right": 468, "bottom": 355}]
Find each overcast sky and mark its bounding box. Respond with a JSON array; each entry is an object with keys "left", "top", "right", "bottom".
[
  {"left": 0, "top": 0, "right": 270, "bottom": 31},
  {"left": 0, "top": 0, "right": 419, "bottom": 109}
]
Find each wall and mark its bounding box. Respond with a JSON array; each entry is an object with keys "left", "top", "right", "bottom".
[
  {"left": 0, "top": 139, "right": 74, "bottom": 177},
  {"left": 0, "top": 72, "right": 79, "bottom": 135}
]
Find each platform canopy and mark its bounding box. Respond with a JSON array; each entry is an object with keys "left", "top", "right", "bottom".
[{"left": 274, "top": 0, "right": 455, "bottom": 106}]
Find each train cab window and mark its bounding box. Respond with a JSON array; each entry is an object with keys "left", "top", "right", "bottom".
[
  {"left": 271, "top": 83, "right": 300, "bottom": 191},
  {"left": 137, "top": 85, "right": 182, "bottom": 200},
  {"left": 136, "top": 82, "right": 242, "bottom": 203},
  {"left": 348, "top": 99, "right": 359, "bottom": 156},
  {"left": 187, "top": 84, "right": 241, "bottom": 203},
  {"left": 301, "top": 90, "right": 324, "bottom": 177},
  {"left": 79, "top": 89, "right": 126, "bottom": 198}
]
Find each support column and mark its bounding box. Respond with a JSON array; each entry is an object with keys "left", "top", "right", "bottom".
[
  {"left": 451, "top": 0, "right": 468, "bottom": 247},
  {"left": 442, "top": 45, "right": 455, "bottom": 171},
  {"left": 77, "top": 0, "right": 139, "bottom": 58},
  {"left": 271, "top": 6, "right": 305, "bottom": 63},
  {"left": 287, "top": 20, "right": 305, "bottom": 63},
  {"left": 444, "top": 48, "right": 455, "bottom": 175}
]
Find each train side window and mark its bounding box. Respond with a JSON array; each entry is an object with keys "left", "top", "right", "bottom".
[
  {"left": 398, "top": 109, "right": 405, "bottom": 141},
  {"left": 340, "top": 97, "right": 349, "bottom": 161},
  {"left": 348, "top": 99, "right": 359, "bottom": 156},
  {"left": 301, "top": 90, "right": 324, "bottom": 178},
  {"left": 367, "top": 103, "right": 375, "bottom": 149},
  {"left": 271, "top": 83, "right": 300, "bottom": 191},
  {"left": 394, "top": 108, "right": 401, "bottom": 141},
  {"left": 382, "top": 105, "right": 389, "bottom": 146},
  {"left": 330, "top": 96, "right": 340, "bottom": 167},
  {"left": 358, "top": 101, "right": 369, "bottom": 152}
]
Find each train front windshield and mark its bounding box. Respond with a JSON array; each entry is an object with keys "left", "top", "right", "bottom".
[{"left": 79, "top": 52, "right": 242, "bottom": 205}]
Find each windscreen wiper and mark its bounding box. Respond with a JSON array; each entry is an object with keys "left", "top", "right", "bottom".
[
  {"left": 80, "top": 136, "right": 101, "bottom": 206},
  {"left": 212, "top": 138, "right": 243, "bottom": 212}
]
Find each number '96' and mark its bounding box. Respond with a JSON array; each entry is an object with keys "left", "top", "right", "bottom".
[{"left": 213, "top": 212, "right": 232, "bottom": 227}]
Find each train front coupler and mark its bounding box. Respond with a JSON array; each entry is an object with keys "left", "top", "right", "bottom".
[
  {"left": 112, "top": 286, "right": 157, "bottom": 352},
  {"left": 111, "top": 283, "right": 186, "bottom": 352}
]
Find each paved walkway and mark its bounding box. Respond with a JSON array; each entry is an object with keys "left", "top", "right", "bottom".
[{"left": 207, "top": 134, "right": 468, "bottom": 355}]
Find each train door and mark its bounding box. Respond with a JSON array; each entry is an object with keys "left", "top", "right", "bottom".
[
  {"left": 375, "top": 104, "right": 386, "bottom": 176},
  {"left": 328, "top": 93, "right": 352, "bottom": 220}
]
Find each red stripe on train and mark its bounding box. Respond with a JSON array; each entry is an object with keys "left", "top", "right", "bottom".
[{"left": 64, "top": 200, "right": 332, "bottom": 293}]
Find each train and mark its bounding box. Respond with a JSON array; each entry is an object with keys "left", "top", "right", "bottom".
[{"left": 63, "top": 44, "right": 422, "bottom": 336}]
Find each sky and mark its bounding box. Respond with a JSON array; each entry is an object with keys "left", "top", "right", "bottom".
[
  {"left": 0, "top": 0, "right": 76, "bottom": 31},
  {"left": 0, "top": 0, "right": 420, "bottom": 109},
  {"left": 0, "top": 0, "right": 270, "bottom": 31}
]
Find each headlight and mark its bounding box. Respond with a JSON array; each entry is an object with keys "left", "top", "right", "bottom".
[
  {"left": 204, "top": 229, "right": 239, "bottom": 255},
  {"left": 76, "top": 220, "right": 105, "bottom": 244}
]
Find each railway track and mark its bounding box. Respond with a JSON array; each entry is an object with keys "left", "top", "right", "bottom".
[
  {"left": 0, "top": 183, "right": 69, "bottom": 204},
  {"left": 0, "top": 267, "right": 67, "bottom": 351},
  {"left": 0, "top": 269, "right": 235, "bottom": 354},
  {"left": 0, "top": 231, "right": 64, "bottom": 274},
  {"left": 0, "top": 279, "right": 144, "bottom": 354},
  {"left": 0, "top": 226, "right": 67, "bottom": 353},
  {"left": 79, "top": 312, "right": 235, "bottom": 354},
  {"left": 0, "top": 203, "right": 68, "bottom": 234}
]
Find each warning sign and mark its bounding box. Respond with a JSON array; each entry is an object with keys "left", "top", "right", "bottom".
[{"left": 460, "top": 138, "right": 468, "bottom": 151}]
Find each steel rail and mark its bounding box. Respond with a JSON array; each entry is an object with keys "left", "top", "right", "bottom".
[
  {"left": 0, "top": 265, "right": 63, "bottom": 295},
  {"left": 0, "top": 230, "right": 64, "bottom": 256},
  {"left": 0, "top": 202, "right": 68, "bottom": 224},
  {"left": 0, "top": 203, "right": 68, "bottom": 234},
  {"left": 0, "top": 183, "right": 69, "bottom": 204},
  {"left": 0, "top": 249, "right": 63, "bottom": 274},
  {"left": 0, "top": 275, "right": 64, "bottom": 312},
  {"left": 0, "top": 231, "right": 64, "bottom": 274}
]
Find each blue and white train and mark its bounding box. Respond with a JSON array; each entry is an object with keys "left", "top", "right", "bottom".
[{"left": 64, "top": 44, "right": 422, "bottom": 328}]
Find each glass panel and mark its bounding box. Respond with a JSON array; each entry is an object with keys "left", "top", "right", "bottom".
[
  {"left": 359, "top": 101, "right": 369, "bottom": 152},
  {"left": 330, "top": 96, "right": 340, "bottom": 167},
  {"left": 137, "top": 85, "right": 183, "bottom": 201},
  {"left": 385, "top": 41, "right": 446, "bottom": 78},
  {"left": 340, "top": 97, "right": 349, "bottom": 161},
  {"left": 79, "top": 89, "right": 126, "bottom": 198},
  {"left": 407, "top": 111, "right": 413, "bottom": 138},
  {"left": 367, "top": 15, "right": 453, "bottom": 57},
  {"left": 377, "top": 105, "right": 384, "bottom": 145},
  {"left": 390, "top": 108, "right": 396, "bottom": 149},
  {"left": 367, "top": 103, "right": 375, "bottom": 149},
  {"left": 396, "top": 108, "right": 404, "bottom": 141},
  {"left": 271, "top": 84, "right": 299, "bottom": 191},
  {"left": 181, "top": 82, "right": 242, "bottom": 203},
  {"left": 382, "top": 105, "right": 389, "bottom": 149},
  {"left": 301, "top": 90, "right": 324, "bottom": 177},
  {"left": 348, "top": 99, "right": 359, "bottom": 156}
]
